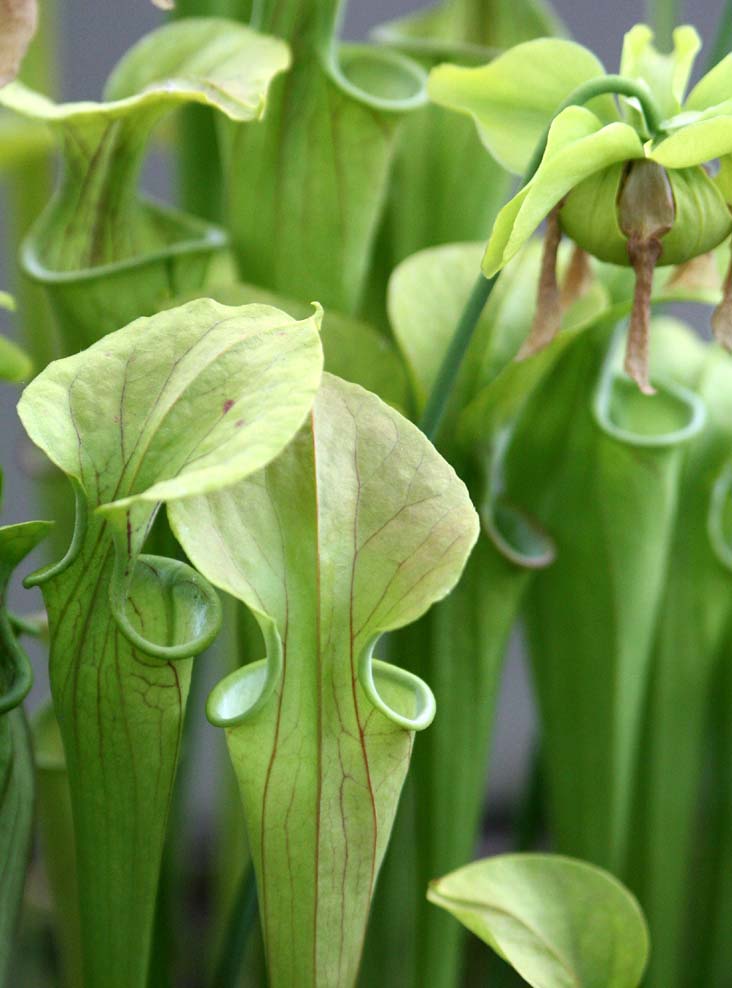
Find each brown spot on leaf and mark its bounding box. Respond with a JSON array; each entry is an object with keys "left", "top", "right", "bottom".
[{"left": 223, "top": 399, "right": 235, "bottom": 414}]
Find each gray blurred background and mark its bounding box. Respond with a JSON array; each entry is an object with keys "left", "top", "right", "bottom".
[{"left": 0, "top": 0, "right": 725, "bottom": 814}]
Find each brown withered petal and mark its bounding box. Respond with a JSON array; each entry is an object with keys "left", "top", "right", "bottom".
[
  {"left": 625, "top": 235, "right": 662, "bottom": 395},
  {"left": 517, "top": 205, "right": 563, "bottom": 361},
  {"left": 665, "top": 252, "right": 720, "bottom": 294},
  {"left": 560, "top": 245, "right": 593, "bottom": 309},
  {"left": 711, "top": 248, "right": 732, "bottom": 351},
  {"left": 0, "top": 0, "right": 38, "bottom": 87}
]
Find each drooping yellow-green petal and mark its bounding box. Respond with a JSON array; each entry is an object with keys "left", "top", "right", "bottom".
[
  {"left": 170, "top": 373, "right": 479, "bottom": 988},
  {"left": 684, "top": 51, "right": 732, "bottom": 112},
  {"left": 619, "top": 24, "right": 700, "bottom": 124},
  {"left": 428, "top": 38, "right": 617, "bottom": 174},
  {"left": 650, "top": 112, "right": 732, "bottom": 169},
  {"left": 483, "top": 106, "right": 644, "bottom": 275},
  {"left": 427, "top": 854, "right": 649, "bottom": 988}
]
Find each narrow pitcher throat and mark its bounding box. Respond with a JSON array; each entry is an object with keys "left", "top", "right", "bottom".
[{"left": 37, "top": 115, "right": 165, "bottom": 273}]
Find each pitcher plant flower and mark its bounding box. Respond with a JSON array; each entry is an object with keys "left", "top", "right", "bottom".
[{"left": 429, "top": 24, "right": 732, "bottom": 392}]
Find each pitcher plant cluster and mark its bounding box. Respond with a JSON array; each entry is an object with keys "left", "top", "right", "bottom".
[{"left": 1, "top": 1, "right": 732, "bottom": 987}]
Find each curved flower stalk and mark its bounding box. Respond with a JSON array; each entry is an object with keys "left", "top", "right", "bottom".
[
  {"left": 429, "top": 24, "right": 732, "bottom": 391},
  {"left": 16, "top": 298, "right": 324, "bottom": 988},
  {"left": 428, "top": 853, "right": 649, "bottom": 988},
  {"left": 223, "top": 0, "right": 428, "bottom": 316},
  {"left": 0, "top": 18, "right": 290, "bottom": 353},
  {"left": 0, "top": 494, "right": 52, "bottom": 987},
  {"left": 168, "top": 373, "right": 479, "bottom": 988},
  {"left": 505, "top": 317, "right": 705, "bottom": 875},
  {"left": 622, "top": 326, "right": 732, "bottom": 988},
  {"left": 371, "top": 0, "right": 563, "bottom": 268}
]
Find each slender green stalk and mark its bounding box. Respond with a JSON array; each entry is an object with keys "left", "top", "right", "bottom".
[
  {"left": 706, "top": 0, "right": 732, "bottom": 72},
  {"left": 419, "top": 74, "right": 664, "bottom": 441},
  {"left": 419, "top": 273, "right": 497, "bottom": 439},
  {"left": 211, "top": 867, "right": 259, "bottom": 988},
  {"left": 647, "top": 0, "right": 680, "bottom": 52}
]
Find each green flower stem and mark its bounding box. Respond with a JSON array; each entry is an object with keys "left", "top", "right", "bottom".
[
  {"left": 211, "top": 866, "right": 258, "bottom": 988},
  {"left": 706, "top": 0, "right": 732, "bottom": 74},
  {"left": 419, "top": 274, "right": 497, "bottom": 439},
  {"left": 419, "top": 73, "right": 665, "bottom": 441},
  {"left": 647, "top": 0, "right": 680, "bottom": 52}
]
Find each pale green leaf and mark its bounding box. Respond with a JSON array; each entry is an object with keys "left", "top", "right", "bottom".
[
  {"left": 484, "top": 107, "right": 644, "bottom": 274},
  {"left": 169, "top": 373, "right": 479, "bottom": 988},
  {"left": 427, "top": 854, "right": 649, "bottom": 988},
  {"left": 191, "top": 280, "right": 410, "bottom": 411},
  {"left": 427, "top": 39, "right": 616, "bottom": 174},
  {"left": 17, "top": 297, "right": 323, "bottom": 988},
  {"left": 619, "top": 24, "right": 700, "bottom": 123},
  {"left": 19, "top": 298, "right": 323, "bottom": 555}
]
